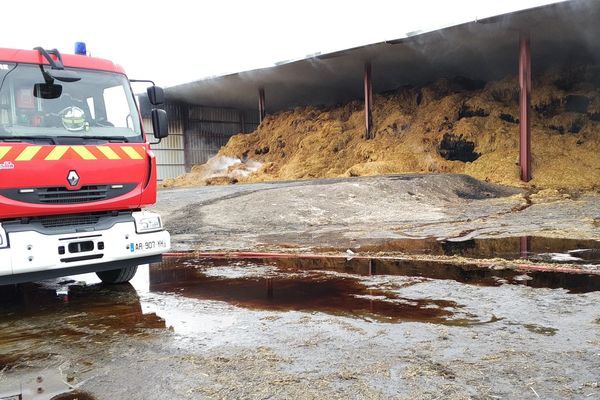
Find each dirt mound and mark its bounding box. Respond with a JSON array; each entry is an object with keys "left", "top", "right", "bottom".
[{"left": 162, "top": 65, "right": 600, "bottom": 190}]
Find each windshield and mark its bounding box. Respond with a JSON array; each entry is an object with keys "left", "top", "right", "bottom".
[{"left": 0, "top": 63, "right": 142, "bottom": 142}]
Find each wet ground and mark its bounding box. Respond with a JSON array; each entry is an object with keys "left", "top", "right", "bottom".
[
  {"left": 2, "top": 174, "right": 600, "bottom": 398},
  {"left": 324, "top": 235, "right": 600, "bottom": 266},
  {"left": 152, "top": 174, "right": 600, "bottom": 255},
  {"left": 1, "top": 242, "right": 600, "bottom": 399}
]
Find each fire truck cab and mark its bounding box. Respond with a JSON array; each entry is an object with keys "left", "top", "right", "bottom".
[{"left": 0, "top": 46, "right": 171, "bottom": 284}]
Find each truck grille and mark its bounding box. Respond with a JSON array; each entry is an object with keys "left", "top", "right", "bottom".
[
  {"left": 0, "top": 210, "right": 135, "bottom": 233},
  {"left": 38, "top": 213, "right": 103, "bottom": 228},
  {"left": 38, "top": 185, "right": 108, "bottom": 204},
  {"left": 0, "top": 183, "right": 136, "bottom": 205}
]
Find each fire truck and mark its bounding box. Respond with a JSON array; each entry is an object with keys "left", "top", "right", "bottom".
[{"left": 0, "top": 45, "right": 171, "bottom": 284}]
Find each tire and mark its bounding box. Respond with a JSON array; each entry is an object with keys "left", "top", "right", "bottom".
[{"left": 96, "top": 265, "right": 138, "bottom": 284}]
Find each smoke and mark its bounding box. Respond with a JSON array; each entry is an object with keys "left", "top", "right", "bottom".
[{"left": 193, "top": 155, "right": 262, "bottom": 180}]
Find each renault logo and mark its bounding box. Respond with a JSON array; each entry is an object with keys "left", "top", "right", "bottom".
[{"left": 67, "top": 170, "right": 80, "bottom": 187}]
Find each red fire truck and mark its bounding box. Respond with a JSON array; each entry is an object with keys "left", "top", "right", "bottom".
[{"left": 0, "top": 45, "right": 170, "bottom": 284}]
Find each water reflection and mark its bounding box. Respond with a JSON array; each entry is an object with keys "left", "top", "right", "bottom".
[
  {"left": 322, "top": 236, "right": 600, "bottom": 264},
  {"left": 0, "top": 277, "right": 165, "bottom": 372}
]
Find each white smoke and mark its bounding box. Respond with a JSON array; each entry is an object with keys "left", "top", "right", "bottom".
[{"left": 198, "top": 155, "right": 262, "bottom": 180}]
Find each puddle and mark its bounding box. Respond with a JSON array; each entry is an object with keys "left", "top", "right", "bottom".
[
  {"left": 148, "top": 255, "right": 600, "bottom": 325},
  {"left": 0, "top": 250, "right": 597, "bottom": 348},
  {"left": 0, "top": 282, "right": 164, "bottom": 333},
  {"left": 0, "top": 279, "right": 165, "bottom": 372},
  {"left": 324, "top": 236, "right": 600, "bottom": 265},
  {"left": 150, "top": 259, "right": 461, "bottom": 324},
  {"left": 49, "top": 392, "right": 97, "bottom": 400},
  {"left": 0, "top": 247, "right": 598, "bottom": 375},
  {"left": 0, "top": 238, "right": 599, "bottom": 400},
  {"left": 157, "top": 256, "right": 600, "bottom": 293}
]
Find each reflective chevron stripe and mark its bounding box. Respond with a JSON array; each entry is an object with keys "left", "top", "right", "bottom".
[
  {"left": 45, "top": 146, "right": 70, "bottom": 161},
  {"left": 0, "top": 146, "right": 11, "bottom": 160},
  {"left": 0, "top": 145, "right": 146, "bottom": 161},
  {"left": 121, "top": 146, "right": 143, "bottom": 160},
  {"left": 15, "top": 146, "right": 42, "bottom": 161},
  {"left": 96, "top": 146, "right": 121, "bottom": 160},
  {"left": 71, "top": 146, "right": 97, "bottom": 160}
]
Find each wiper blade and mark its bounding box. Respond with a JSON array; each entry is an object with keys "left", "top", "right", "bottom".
[
  {"left": 57, "top": 135, "right": 130, "bottom": 143},
  {"left": 0, "top": 136, "right": 57, "bottom": 144}
]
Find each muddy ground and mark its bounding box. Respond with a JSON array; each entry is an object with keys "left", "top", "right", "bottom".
[
  {"left": 153, "top": 174, "right": 600, "bottom": 255},
  {"left": 1, "top": 257, "right": 599, "bottom": 399},
  {"left": 1, "top": 174, "right": 600, "bottom": 399}
]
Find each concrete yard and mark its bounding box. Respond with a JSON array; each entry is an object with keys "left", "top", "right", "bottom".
[
  {"left": 1, "top": 174, "right": 600, "bottom": 399},
  {"left": 153, "top": 174, "right": 600, "bottom": 254}
]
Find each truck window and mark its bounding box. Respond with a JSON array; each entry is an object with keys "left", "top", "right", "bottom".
[
  {"left": 0, "top": 63, "right": 16, "bottom": 127},
  {"left": 0, "top": 63, "right": 142, "bottom": 142},
  {"left": 104, "top": 85, "right": 133, "bottom": 130}
]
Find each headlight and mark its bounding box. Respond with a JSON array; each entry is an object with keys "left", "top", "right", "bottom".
[
  {"left": 133, "top": 212, "right": 163, "bottom": 233},
  {"left": 0, "top": 224, "right": 7, "bottom": 248}
]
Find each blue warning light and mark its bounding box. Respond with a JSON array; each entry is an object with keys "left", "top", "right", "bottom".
[{"left": 74, "top": 42, "right": 87, "bottom": 55}]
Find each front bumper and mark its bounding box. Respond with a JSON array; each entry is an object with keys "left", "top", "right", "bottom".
[{"left": 0, "top": 217, "right": 170, "bottom": 283}]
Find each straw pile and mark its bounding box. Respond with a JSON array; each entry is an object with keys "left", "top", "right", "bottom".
[{"left": 161, "top": 65, "right": 600, "bottom": 190}]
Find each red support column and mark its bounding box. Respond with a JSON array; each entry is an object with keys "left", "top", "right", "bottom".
[
  {"left": 258, "top": 88, "right": 266, "bottom": 123},
  {"left": 364, "top": 62, "right": 373, "bottom": 139},
  {"left": 519, "top": 34, "right": 532, "bottom": 182}
]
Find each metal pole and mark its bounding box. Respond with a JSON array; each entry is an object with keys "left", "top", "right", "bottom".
[
  {"left": 364, "top": 62, "right": 373, "bottom": 140},
  {"left": 258, "top": 88, "right": 266, "bottom": 124},
  {"left": 519, "top": 34, "right": 531, "bottom": 182},
  {"left": 182, "top": 104, "right": 192, "bottom": 173}
]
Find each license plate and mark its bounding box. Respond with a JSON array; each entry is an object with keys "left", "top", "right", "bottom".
[{"left": 129, "top": 240, "right": 167, "bottom": 252}]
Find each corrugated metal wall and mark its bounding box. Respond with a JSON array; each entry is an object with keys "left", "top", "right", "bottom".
[
  {"left": 145, "top": 104, "right": 186, "bottom": 181},
  {"left": 186, "top": 106, "right": 259, "bottom": 166},
  {"left": 146, "top": 103, "right": 259, "bottom": 181}
]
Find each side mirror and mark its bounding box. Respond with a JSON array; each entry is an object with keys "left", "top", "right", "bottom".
[
  {"left": 151, "top": 108, "right": 168, "bottom": 139},
  {"left": 147, "top": 86, "right": 164, "bottom": 105}
]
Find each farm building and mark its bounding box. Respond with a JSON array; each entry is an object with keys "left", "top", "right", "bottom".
[{"left": 150, "top": 0, "right": 600, "bottom": 190}]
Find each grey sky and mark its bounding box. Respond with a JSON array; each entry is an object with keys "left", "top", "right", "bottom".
[{"left": 4, "top": 0, "right": 563, "bottom": 87}]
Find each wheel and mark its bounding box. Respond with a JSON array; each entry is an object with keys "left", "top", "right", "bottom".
[{"left": 96, "top": 265, "right": 138, "bottom": 284}]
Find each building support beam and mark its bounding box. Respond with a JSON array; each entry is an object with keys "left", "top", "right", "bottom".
[
  {"left": 258, "top": 88, "right": 266, "bottom": 123},
  {"left": 182, "top": 104, "right": 192, "bottom": 172},
  {"left": 364, "top": 62, "right": 373, "bottom": 139},
  {"left": 519, "top": 34, "right": 532, "bottom": 182}
]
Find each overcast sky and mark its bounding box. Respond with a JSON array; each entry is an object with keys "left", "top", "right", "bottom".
[{"left": 4, "top": 0, "right": 563, "bottom": 87}]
